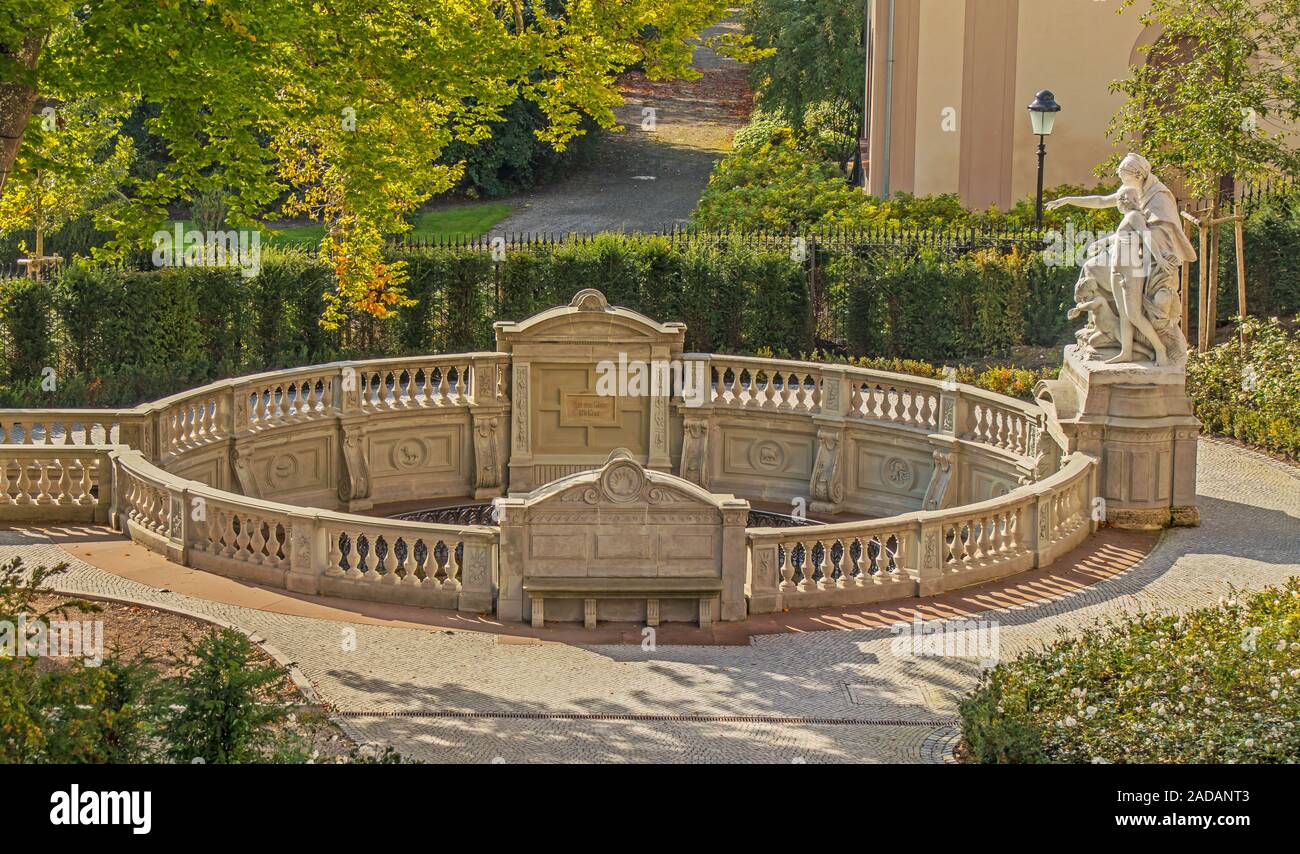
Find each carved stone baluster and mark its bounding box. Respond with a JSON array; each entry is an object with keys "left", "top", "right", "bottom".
[
  {"left": 249, "top": 517, "right": 268, "bottom": 565},
  {"left": 796, "top": 540, "right": 816, "bottom": 592},
  {"left": 400, "top": 538, "right": 420, "bottom": 585},
  {"left": 0, "top": 459, "right": 12, "bottom": 505},
  {"left": 381, "top": 536, "right": 399, "bottom": 583},
  {"left": 234, "top": 514, "right": 252, "bottom": 560},
  {"left": 358, "top": 536, "right": 377, "bottom": 580},
  {"left": 778, "top": 542, "right": 796, "bottom": 592},
  {"left": 446, "top": 543, "right": 462, "bottom": 591},
  {"left": 35, "top": 459, "right": 53, "bottom": 505},
  {"left": 325, "top": 531, "right": 344, "bottom": 577},
  {"left": 53, "top": 458, "right": 73, "bottom": 505},
  {"left": 14, "top": 457, "right": 32, "bottom": 504},
  {"left": 343, "top": 534, "right": 364, "bottom": 579}
]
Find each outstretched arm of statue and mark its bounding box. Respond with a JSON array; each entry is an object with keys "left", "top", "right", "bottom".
[{"left": 1045, "top": 192, "right": 1122, "bottom": 212}]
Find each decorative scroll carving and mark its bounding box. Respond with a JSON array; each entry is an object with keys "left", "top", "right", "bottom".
[
  {"left": 472, "top": 414, "right": 503, "bottom": 491},
  {"left": 231, "top": 443, "right": 259, "bottom": 498},
  {"left": 679, "top": 416, "right": 710, "bottom": 488},
  {"left": 810, "top": 428, "right": 844, "bottom": 509},
  {"left": 337, "top": 424, "right": 370, "bottom": 502},
  {"left": 512, "top": 364, "right": 530, "bottom": 455},
  {"left": 922, "top": 450, "right": 952, "bottom": 511}
]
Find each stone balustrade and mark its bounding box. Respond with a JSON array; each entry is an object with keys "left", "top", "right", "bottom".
[
  {"left": 0, "top": 291, "right": 1115, "bottom": 623},
  {"left": 746, "top": 451, "right": 1096, "bottom": 611},
  {"left": 0, "top": 350, "right": 1085, "bottom": 619}
]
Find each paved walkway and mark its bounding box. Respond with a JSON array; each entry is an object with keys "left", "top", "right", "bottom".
[
  {"left": 486, "top": 19, "right": 750, "bottom": 235},
  {"left": 3, "top": 439, "right": 1297, "bottom": 763}
]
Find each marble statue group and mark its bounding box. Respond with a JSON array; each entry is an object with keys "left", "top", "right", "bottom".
[{"left": 1048, "top": 153, "right": 1197, "bottom": 366}]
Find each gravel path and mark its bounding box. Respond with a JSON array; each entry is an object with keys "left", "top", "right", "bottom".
[
  {"left": 486, "top": 19, "right": 751, "bottom": 236},
  {"left": 4, "top": 439, "right": 1297, "bottom": 763}
]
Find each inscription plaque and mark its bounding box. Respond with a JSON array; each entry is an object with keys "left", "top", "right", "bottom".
[{"left": 560, "top": 392, "right": 619, "bottom": 427}]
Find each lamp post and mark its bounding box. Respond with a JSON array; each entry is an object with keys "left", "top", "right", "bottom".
[{"left": 1027, "top": 90, "right": 1061, "bottom": 227}]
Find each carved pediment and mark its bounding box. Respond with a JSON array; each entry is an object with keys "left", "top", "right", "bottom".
[
  {"left": 493, "top": 289, "right": 686, "bottom": 350},
  {"left": 528, "top": 449, "right": 732, "bottom": 513}
]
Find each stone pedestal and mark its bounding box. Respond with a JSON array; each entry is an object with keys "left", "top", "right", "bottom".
[{"left": 1034, "top": 345, "right": 1199, "bottom": 530}]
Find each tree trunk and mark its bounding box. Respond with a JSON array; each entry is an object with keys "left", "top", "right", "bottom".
[{"left": 0, "top": 32, "right": 48, "bottom": 198}]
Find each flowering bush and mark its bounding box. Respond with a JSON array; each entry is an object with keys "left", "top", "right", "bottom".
[
  {"left": 804, "top": 350, "right": 1057, "bottom": 401},
  {"left": 960, "top": 578, "right": 1300, "bottom": 763},
  {"left": 1187, "top": 316, "right": 1300, "bottom": 459}
]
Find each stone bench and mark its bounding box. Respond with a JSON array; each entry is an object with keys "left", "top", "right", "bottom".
[{"left": 521, "top": 577, "right": 724, "bottom": 629}]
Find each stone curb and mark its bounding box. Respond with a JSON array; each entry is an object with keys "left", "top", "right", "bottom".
[{"left": 45, "top": 584, "right": 328, "bottom": 711}]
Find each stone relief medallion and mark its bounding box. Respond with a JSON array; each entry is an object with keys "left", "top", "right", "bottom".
[
  {"left": 750, "top": 440, "right": 786, "bottom": 472},
  {"left": 600, "top": 461, "right": 645, "bottom": 503},
  {"left": 271, "top": 453, "right": 299, "bottom": 484},
  {"left": 882, "top": 457, "right": 914, "bottom": 491},
  {"left": 392, "top": 438, "right": 426, "bottom": 470}
]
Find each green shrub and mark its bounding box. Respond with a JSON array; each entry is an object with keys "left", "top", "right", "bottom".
[
  {"left": 960, "top": 578, "right": 1300, "bottom": 763},
  {"left": 248, "top": 248, "right": 337, "bottom": 367},
  {"left": 1218, "top": 195, "right": 1300, "bottom": 320},
  {"left": 0, "top": 276, "right": 52, "bottom": 385},
  {"left": 162, "top": 629, "right": 291, "bottom": 764},
  {"left": 1188, "top": 316, "right": 1300, "bottom": 459}
]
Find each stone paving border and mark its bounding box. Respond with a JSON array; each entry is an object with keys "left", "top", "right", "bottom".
[
  {"left": 51, "top": 589, "right": 324, "bottom": 707},
  {"left": 3, "top": 438, "right": 1296, "bottom": 763}
]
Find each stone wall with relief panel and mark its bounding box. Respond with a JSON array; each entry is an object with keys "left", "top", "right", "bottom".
[
  {"left": 709, "top": 419, "right": 816, "bottom": 502},
  {"left": 496, "top": 450, "right": 749, "bottom": 624},
  {"left": 845, "top": 432, "right": 935, "bottom": 517},
  {"left": 961, "top": 455, "right": 1024, "bottom": 503},
  {"left": 533, "top": 364, "right": 647, "bottom": 457},
  {"left": 164, "top": 445, "right": 232, "bottom": 492},
  {"left": 244, "top": 426, "right": 337, "bottom": 507},
  {"left": 367, "top": 416, "right": 473, "bottom": 503}
]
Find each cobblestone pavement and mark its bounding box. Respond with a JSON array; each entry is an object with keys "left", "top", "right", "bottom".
[{"left": 4, "top": 439, "right": 1297, "bottom": 763}]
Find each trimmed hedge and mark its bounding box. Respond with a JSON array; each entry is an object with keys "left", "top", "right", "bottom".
[
  {"left": 0, "top": 239, "right": 816, "bottom": 407},
  {"left": 959, "top": 578, "right": 1300, "bottom": 763},
  {"left": 838, "top": 246, "right": 1073, "bottom": 360},
  {"left": 1187, "top": 316, "right": 1300, "bottom": 459}
]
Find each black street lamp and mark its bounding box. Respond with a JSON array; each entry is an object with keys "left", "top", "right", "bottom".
[{"left": 1027, "top": 90, "right": 1061, "bottom": 227}]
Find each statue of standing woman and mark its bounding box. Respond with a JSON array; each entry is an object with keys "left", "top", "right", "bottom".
[{"left": 1047, "top": 153, "right": 1197, "bottom": 367}]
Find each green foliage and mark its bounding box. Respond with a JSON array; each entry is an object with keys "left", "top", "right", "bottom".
[
  {"left": 161, "top": 629, "right": 290, "bottom": 764},
  {"left": 11, "top": 0, "right": 731, "bottom": 323},
  {"left": 442, "top": 98, "right": 601, "bottom": 199},
  {"left": 0, "top": 275, "right": 52, "bottom": 384},
  {"left": 742, "top": 0, "right": 866, "bottom": 135},
  {"left": 0, "top": 557, "right": 392, "bottom": 764},
  {"left": 697, "top": 115, "right": 1123, "bottom": 234},
  {"left": 1187, "top": 316, "right": 1300, "bottom": 459},
  {"left": 960, "top": 578, "right": 1300, "bottom": 763},
  {"left": 1217, "top": 194, "right": 1300, "bottom": 320},
  {"left": 0, "top": 212, "right": 114, "bottom": 266},
  {"left": 730, "top": 111, "right": 789, "bottom": 153},
  {"left": 694, "top": 132, "right": 863, "bottom": 231},
  {"left": 838, "top": 247, "right": 1057, "bottom": 361},
  {"left": 0, "top": 97, "right": 133, "bottom": 260},
  {"left": 1106, "top": 0, "right": 1300, "bottom": 199}
]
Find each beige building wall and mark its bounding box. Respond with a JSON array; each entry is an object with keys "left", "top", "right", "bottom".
[
  {"left": 911, "top": 0, "right": 965, "bottom": 197},
  {"left": 868, "top": 0, "right": 1154, "bottom": 208}
]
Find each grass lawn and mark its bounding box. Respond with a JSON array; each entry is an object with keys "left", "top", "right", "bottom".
[{"left": 166, "top": 202, "right": 512, "bottom": 250}]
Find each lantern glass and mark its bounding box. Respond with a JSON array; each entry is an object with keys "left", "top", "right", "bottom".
[{"left": 1030, "top": 108, "right": 1057, "bottom": 136}]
